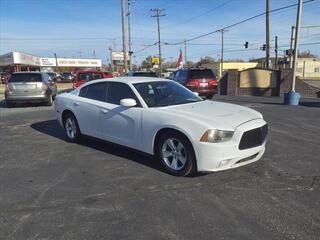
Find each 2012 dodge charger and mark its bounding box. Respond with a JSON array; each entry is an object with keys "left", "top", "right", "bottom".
[{"left": 55, "top": 77, "right": 267, "bottom": 176}]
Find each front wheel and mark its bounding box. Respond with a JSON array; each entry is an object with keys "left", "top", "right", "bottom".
[
  {"left": 64, "top": 113, "right": 81, "bottom": 142},
  {"left": 157, "top": 131, "right": 197, "bottom": 176}
]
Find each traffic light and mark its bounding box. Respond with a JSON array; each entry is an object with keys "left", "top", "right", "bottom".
[
  {"left": 262, "top": 44, "right": 266, "bottom": 51},
  {"left": 244, "top": 42, "right": 249, "bottom": 48}
]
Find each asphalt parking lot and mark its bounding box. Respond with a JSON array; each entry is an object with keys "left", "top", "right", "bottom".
[{"left": 0, "top": 96, "right": 319, "bottom": 240}]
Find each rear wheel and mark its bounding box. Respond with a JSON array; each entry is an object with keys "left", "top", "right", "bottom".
[
  {"left": 63, "top": 113, "right": 81, "bottom": 142},
  {"left": 6, "top": 101, "right": 14, "bottom": 108},
  {"left": 157, "top": 131, "right": 197, "bottom": 176},
  {"left": 46, "top": 93, "right": 53, "bottom": 106},
  {"left": 206, "top": 94, "right": 214, "bottom": 99}
]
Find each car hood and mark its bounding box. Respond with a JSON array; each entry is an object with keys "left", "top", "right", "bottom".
[{"left": 161, "top": 100, "right": 263, "bottom": 130}]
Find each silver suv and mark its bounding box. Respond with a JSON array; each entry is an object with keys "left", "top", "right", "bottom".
[{"left": 5, "top": 72, "right": 57, "bottom": 107}]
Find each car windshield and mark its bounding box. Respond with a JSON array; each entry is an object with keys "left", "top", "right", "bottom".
[
  {"left": 8, "top": 73, "right": 42, "bottom": 83},
  {"left": 133, "top": 81, "right": 203, "bottom": 107},
  {"left": 78, "top": 72, "right": 103, "bottom": 81},
  {"left": 62, "top": 73, "right": 72, "bottom": 77},
  {"left": 189, "top": 69, "right": 215, "bottom": 79}
]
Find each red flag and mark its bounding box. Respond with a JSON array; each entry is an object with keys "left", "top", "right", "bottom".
[{"left": 176, "top": 49, "right": 183, "bottom": 69}]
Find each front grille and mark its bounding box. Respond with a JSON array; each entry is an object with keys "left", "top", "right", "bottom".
[{"left": 239, "top": 124, "right": 268, "bottom": 150}]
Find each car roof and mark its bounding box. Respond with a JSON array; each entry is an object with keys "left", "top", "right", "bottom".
[
  {"left": 12, "top": 71, "right": 42, "bottom": 74},
  {"left": 77, "top": 69, "right": 101, "bottom": 73},
  {"left": 84, "top": 77, "right": 170, "bottom": 85}
]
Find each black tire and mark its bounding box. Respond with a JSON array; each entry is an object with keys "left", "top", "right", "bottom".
[
  {"left": 156, "top": 131, "right": 197, "bottom": 177},
  {"left": 206, "top": 94, "right": 214, "bottom": 99},
  {"left": 63, "top": 113, "right": 81, "bottom": 142},
  {"left": 46, "top": 93, "right": 53, "bottom": 106},
  {"left": 6, "top": 101, "right": 14, "bottom": 108}
]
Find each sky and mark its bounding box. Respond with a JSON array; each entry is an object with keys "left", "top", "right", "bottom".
[{"left": 0, "top": 0, "right": 319, "bottom": 64}]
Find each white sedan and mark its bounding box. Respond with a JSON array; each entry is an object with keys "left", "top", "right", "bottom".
[{"left": 55, "top": 77, "right": 267, "bottom": 176}]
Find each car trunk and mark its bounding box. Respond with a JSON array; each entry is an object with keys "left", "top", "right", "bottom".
[{"left": 7, "top": 74, "right": 43, "bottom": 96}]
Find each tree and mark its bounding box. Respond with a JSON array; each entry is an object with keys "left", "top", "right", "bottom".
[{"left": 298, "top": 51, "right": 318, "bottom": 58}]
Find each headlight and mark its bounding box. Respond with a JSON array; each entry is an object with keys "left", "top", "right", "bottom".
[{"left": 200, "top": 129, "right": 234, "bottom": 143}]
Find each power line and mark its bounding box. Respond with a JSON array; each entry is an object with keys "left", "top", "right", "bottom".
[
  {"left": 166, "top": 0, "right": 233, "bottom": 28},
  {"left": 169, "top": 0, "right": 316, "bottom": 45}
]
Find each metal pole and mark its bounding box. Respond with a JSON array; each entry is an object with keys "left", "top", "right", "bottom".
[
  {"left": 54, "top": 53, "right": 58, "bottom": 72},
  {"left": 157, "top": 14, "right": 162, "bottom": 76},
  {"left": 151, "top": 9, "right": 165, "bottom": 77},
  {"left": 127, "top": 0, "right": 132, "bottom": 71},
  {"left": 121, "top": 0, "right": 128, "bottom": 74},
  {"left": 219, "top": 29, "right": 226, "bottom": 78},
  {"left": 291, "top": 0, "right": 303, "bottom": 92},
  {"left": 184, "top": 39, "right": 187, "bottom": 68},
  {"left": 289, "top": 26, "right": 295, "bottom": 68},
  {"left": 275, "top": 36, "right": 278, "bottom": 70},
  {"left": 266, "top": 0, "right": 270, "bottom": 69}
]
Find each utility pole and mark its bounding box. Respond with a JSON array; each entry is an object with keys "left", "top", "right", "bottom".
[
  {"left": 93, "top": 50, "right": 96, "bottom": 58},
  {"left": 109, "top": 47, "right": 113, "bottom": 72},
  {"left": 184, "top": 39, "right": 187, "bottom": 68},
  {"left": 266, "top": 0, "right": 270, "bottom": 69},
  {"left": 127, "top": 0, "right": 132, "bottom": 71},
  {"left": 151, "top": 8, "right": 165, "bottom": 77},
  {"left": 291, "top": 0, "right": 303, "bottom": 93},
  {"left": 289, "top": 26, "right": 295, "bottom": 68},
  {"left": 170, "top": 57, "right": 173, "bottom": 68},
  {"left": 121, "top": 0, "right": 128, "bottom": 74},
  {"left": 53, "top": 53, "right": 58, "bottom": 72},
  {"left": 218, "top": 29, "right": 228, "bottom": 78},
  {"left": 275, "top": 36, "right": 278, "bottom": 70}
]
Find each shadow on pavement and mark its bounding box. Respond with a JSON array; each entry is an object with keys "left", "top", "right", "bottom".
[
  {"left": 31, "top": 120, "right": 164, "bottom": 174},
  {"left": 299, "top": 101, "right": 320, "bottom": 108}
]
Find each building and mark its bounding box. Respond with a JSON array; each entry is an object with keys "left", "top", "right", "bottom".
[
  {"left": 200, "top": 62, "right": 259, "bottom": 78},
  {"left": 295, "top": 58, "right": 320, "bottom": 78},
  {"left": 252, "top": 57, "right": 320, "bottom": 79},
  {"left": 0, "top": 51, "right": 102, "bottom": 73}
]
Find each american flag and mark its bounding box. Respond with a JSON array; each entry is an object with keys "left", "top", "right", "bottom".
[{"left": 176, "top": 49, "right": 183, "bottom": 69}]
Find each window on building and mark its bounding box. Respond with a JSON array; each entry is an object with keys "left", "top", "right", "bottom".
[{"left": 315, "top": 67, "right": 320, "bottom": 73}]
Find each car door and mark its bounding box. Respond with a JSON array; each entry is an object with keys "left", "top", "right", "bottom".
[
  {"left": 73, "top": 82, "right": 107, "bottom": 138},
  {"left": 100, "top": 82, "right": 142, "bottom": 150}
]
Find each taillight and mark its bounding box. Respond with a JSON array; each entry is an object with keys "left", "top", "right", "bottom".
[
  {"left": 208, "top": 79, "right": 217, "bottom": 86},
  {"left": 186, "top": 80, "right": 200, "bottom": 87}
]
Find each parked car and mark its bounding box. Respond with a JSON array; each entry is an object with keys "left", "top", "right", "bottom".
[
  {"left": 127, "top": 71, "right": 158, "bottom": 78},
  {"left": 55, "top": 77, "right": 267, "bottom": 176},
  {"left": 5, "top": 72, "right": 57, "bottom": 107},
  {"left": 0, "top": 72, "right": 11, "bottom": 84},
  {"left": 73, "top": 70, "right": 112, "bottom": 88},
  {"left": 61, "top": 72, "right": 74, "bottom": 83},
  {"left": 170, "top": 68, "right": 218, "bottom": 98},
  {"left": 47, "top": 72, "right": 60, "bottom": 82}
]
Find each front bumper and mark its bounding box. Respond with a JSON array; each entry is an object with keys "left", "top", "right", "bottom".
[{"left": 195, "top": 118, "right": 267, "bottom": 172}]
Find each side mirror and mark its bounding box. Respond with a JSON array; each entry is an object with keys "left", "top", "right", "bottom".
[
  {"left": 193, "top": 92, "right": 199, "bottom": 96},
  {"left": 120, "top": 98, "right": 137, "bottom": 107}
]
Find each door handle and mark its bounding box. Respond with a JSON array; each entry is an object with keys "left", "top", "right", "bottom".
[
  {"left": 73, "top": 102, "right": 80, "bottom": 106},
  {"left": 100, "top": 109, "right": 108, "bottom": 114}
]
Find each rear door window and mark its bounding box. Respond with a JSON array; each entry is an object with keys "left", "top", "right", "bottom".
[
  {"left": 78, "top": 72, "right": 103, "bottom": 81},
  {"left": 9, "top": 74, "right": 42, "bottom": 83},
  {"left": 106, "top": 82, "right": 138, "bottom": 105},
  {"left": 189, "top": 69, "right": 215, "bottom": 79},
  {"left": 79, "top": 82, "right": 107, "bottom": 102},
  {"left": 176, "top": 70, "right": 188, "bottom": 84}
]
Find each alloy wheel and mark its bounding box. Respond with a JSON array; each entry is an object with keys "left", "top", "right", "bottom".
[{"left": 161, "top": 138, "right": 187, "bottom": 171}]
